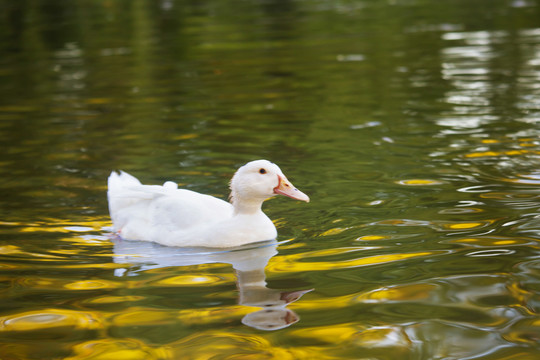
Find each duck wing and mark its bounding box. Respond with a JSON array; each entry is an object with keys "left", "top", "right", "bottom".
[{"left": 107, "top": 171, "right": 233, "bottom": 240}]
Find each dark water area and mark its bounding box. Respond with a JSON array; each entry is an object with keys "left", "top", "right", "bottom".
[{"left": 1, "top": 0, "right": 540, "bottom": 359}]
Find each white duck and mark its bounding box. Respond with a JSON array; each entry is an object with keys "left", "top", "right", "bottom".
[{"left": 107, "top": 160, "right": 309, "bottom": 247}]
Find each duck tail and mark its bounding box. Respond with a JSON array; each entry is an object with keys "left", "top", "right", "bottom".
[
  {"left": 108, "top": 170, "right": 141, "bottom": 192},
  {"left": 107, "top": 171, "right": 143, "bottom": 229}
]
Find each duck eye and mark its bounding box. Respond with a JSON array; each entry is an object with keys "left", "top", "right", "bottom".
[{"left": 259, "top": 168, "right": 267, "bottom": 174}]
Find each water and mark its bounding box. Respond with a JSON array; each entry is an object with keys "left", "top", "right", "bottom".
[{"left": 1, "top": 0, "right": 540, "bottom": 359}]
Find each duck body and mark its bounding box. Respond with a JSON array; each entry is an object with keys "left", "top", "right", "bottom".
[{"left": 107, "top": 160, "right": 309, "bottom": 248}]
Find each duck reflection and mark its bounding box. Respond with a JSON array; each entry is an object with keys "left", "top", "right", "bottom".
[{"left": 111, "top": 239, "right": 311, "bottom": 330}]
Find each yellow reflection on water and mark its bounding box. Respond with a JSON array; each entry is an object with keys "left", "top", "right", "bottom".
[
  {"left": 108, "top": 306, "right": 251, "bottom": 329},
  {"left": 64, "top": 279, "right": 120, "bottom": 290},
  {"left": 319, "top": 227, "right": 351, "bottom": 236},
  {"left": 0, "top": 309, "right": 102, "bottom": 332},
  {"left": 85, "top": 296, "right": 145, "bottom": 304},
  {"left": 268, "top": 250, "right": 442, "bottom": 273},
  {"left": 507, "top": 282, "right": 533, "bottom": 307},
  {"left": 176, "top": 306, "right": 251, "bottom": 326},
  {"left": 57, "top": 263, "right": 124, "bottom": 270},
  {"left": 436, "top": 219, "right": 495, "bottom": 232},
  {"left": 290, "top": 324, "right": 413, "bottom": 357},
  {"left": 173, "top": 133, "right": 198, "bottom": 140},
  {"left": 465, "top": 149, "right": 540, "bottom": 158},
  {"left": 20, "top": 217, "right": 111, "bottom": 233},
  {"left": 397, "top": 179, "right": 444, "bottom": 186},
  {"left": 481, "top": 139, "right": 500, "bottom": 144},
  {"left": 444, "top": 222, "right": 485, "bottom": 229},
  {"left": 291, "top": 293, "right": 356, "bottom": 312},
  {"left": 357, "top": 235, "right": 390, "bottom": 241},
  {"left": 155, "top": 274, "right": 235, "bottom": 286},
  {"left": 111, "top": 308, "right": 175, "bottom": 326},
  {"left": 164, "top": 330, "right": 339, "bottom": 360},
  {"left": 291, "top": 325, "right": 358, "bottom": 344},
  {"left": 356, "top": 283, "right": 437, "bottom": 303},
  {"left": 448, "top": 236, "right": 533, "bottom": 247},
  {"left": 0, "top": 245, "right": 63, "bottom": 259},
  {"left": 480, "top": 192, "right": 539, "bottom": 200},
  {"left": 355, "top": 326, "right": 411, "bottom": 348},
  {"left": 66, "top": 338, "right": 168, "bottom": 360}
]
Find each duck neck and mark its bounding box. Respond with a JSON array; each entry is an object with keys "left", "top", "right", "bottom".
[{"left": 230, "top": 192, "right": 265, "bottom": 215}]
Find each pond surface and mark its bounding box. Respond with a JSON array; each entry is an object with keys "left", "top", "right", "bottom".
[{"left": 1, "top": 0, "right": 540, "bottom": 359}]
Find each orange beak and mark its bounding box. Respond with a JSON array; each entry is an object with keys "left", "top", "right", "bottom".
[{"left": 273, "top": 175, "right": 310, "bottom": 202}]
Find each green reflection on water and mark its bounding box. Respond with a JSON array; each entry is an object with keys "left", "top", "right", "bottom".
[{"left": 1, "top": 0, "right": 540, "bottom": 359}]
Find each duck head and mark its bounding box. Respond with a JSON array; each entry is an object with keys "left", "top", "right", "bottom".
[{"left": 229, "top": 160, "right": 310, "bottom": 207}]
